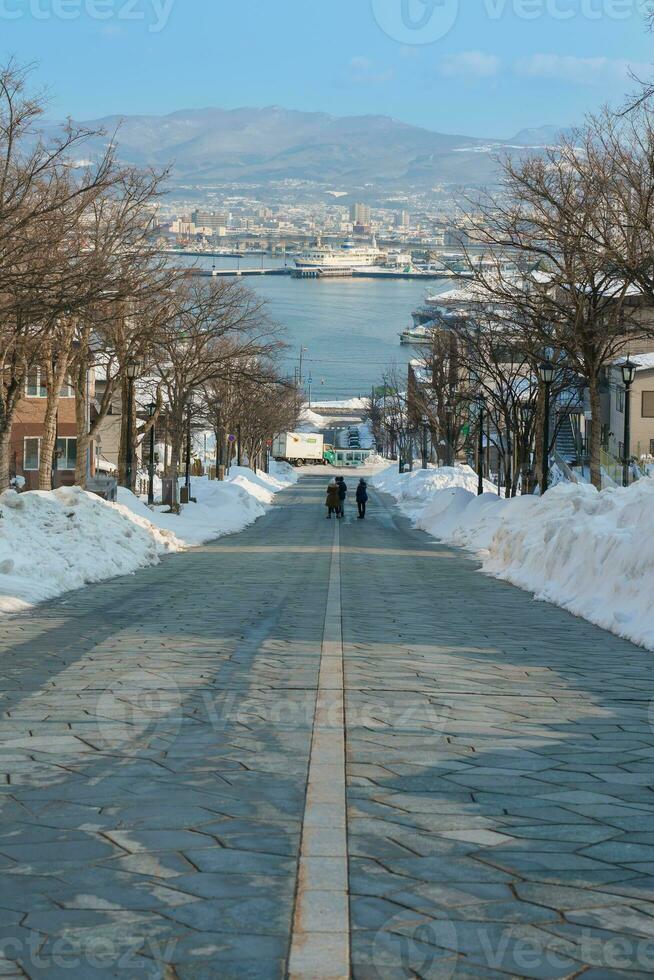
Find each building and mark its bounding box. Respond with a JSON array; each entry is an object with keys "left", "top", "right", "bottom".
[
  {"left": 395, "top": 210, "right": 410, "bottom": 230},
  {"left": 606, "top": 354, "right": 654, "bottom": 463},
  {"left": 349, "top": 203, "right": 371, "bottom": 226},
  {"left": 191, "top": 210, "right": 230, "bottom": 233},
  {"left": 12, "top": 368, "right": 81, "bottom": 490},
  {"left": 170, "top": 218, "right": 215, "bottom": 237}
]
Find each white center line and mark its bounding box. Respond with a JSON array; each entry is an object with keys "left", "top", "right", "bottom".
[{"left": 288, "top": 519, "right": 349, "bottom": 980}]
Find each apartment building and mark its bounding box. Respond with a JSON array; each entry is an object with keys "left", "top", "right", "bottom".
[{"left": 11, "top": 368, "right": 79, "bottom": 490}]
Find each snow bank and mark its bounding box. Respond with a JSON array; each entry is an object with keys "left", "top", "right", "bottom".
[
  {"left": 373, "top": 464, "right": 654, "bottom": 651},
  {"left": 311, "top": 397, "right": 368, "bottom": 409},
  {"left": 0, "top": 463, "right": 296, "bottom": 614},
  {"left": 298, "top": 407, "right": 326, "bottom": 431}
]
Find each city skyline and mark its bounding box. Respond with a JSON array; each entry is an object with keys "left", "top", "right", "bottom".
[{"left": 2, "top": 0, "right": 652, "bottom": 137}]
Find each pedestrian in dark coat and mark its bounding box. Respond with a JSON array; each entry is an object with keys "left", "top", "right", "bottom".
[
  {"left": 326, "top": 481, "right": 340, "bottom": 518},
  {"left": 336, "top": 477, "right": 348, "bottom": 517},
  {"left": 356, "top": 478, "right": 368, "bottom": 519}
]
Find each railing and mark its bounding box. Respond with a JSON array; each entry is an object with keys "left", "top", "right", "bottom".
[
  {"left": 600, "top": 448, "right": 622, "bottom": 486},
  {"left": 552, "top": 450, "right": 579, "bottom": 484}
]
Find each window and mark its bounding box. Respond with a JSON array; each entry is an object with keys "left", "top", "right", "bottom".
[
  {"left": 24, "top": 369, "right": 74, "bottom": 398},
  {"left": 23, "top": 438, "right": 40, "bottom": 471},
  {"left": 56, "top": 438, "right": 77, "bottom": 471},
  {"left": 25, "top": 369, "right": 46, "bottom": 399},
  {"left": 643, "top": 392, "right": 654, "bottom": 418},
  {"left": 616, "top": 388, "right": 625, "bottom": 413}
]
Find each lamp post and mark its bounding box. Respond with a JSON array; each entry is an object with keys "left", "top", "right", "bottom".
[
  {"left": 621, "top": 358, "right": 637, "bottom": 488},
  {"left": 124, "top": 356, "right": 143, "bottom": 490},
  {"left": 476, "top": 397, "right": 485, "bottom": 496},
  {"left": 421, "top": 414, "right": 429, "bottom": 469},
  {"left": 146, "top": 402, "right": 157, "bottom": 505},
  {"left": 185, "top": 409, "right": 192, "bottom": 489},
  {"left": 539, "top": 360, "right": 555, "bottom": 495},
  {"left": 445, "top": 402, "right": 453, "bottom": 467}
]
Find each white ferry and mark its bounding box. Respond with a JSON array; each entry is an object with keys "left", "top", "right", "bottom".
[{"left": 295, "top": 237, "right": 383, "bottom": 270}]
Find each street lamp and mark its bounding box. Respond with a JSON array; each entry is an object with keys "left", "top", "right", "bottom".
[
  {"left": 476, "top": 397, "right": 485, "bottom": 496},
  {"left": 445, "top": 402, "right": 453, "bottom": 467},
  {"left": 421, "top": 414, "right": 429, "bottom": 470},
  {"left": 539, "top": 360, "right": 555, "bottom": 495},
  {"left": 621, "top": 358, "right": 637, "bottom": 488},
  {"left": 185, "top": 409, "right": 192, "bottom": 490},
  {"left": 124, "top": 356, "right": 143, "bottom": 490},
  {"left": 146, "top": 402, "right": 157, "bottom": 505}
]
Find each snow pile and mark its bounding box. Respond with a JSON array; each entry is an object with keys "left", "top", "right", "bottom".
[
  {"left": 121, "top": 464, "right": 297, "bottom": 548},
  {"left": 311, "top": 397, "right": 368, "bottom": 409},
  {"left": 0, "top": 462, "right": 296, "bottom": 614},
  {"left": 373, "top": 464, "right": 654, "bottom": 650},
  {"left": 298, "top": 407, "right": 326, "bottom": 431},
  {"left": 0, "top": 487, "right": 181, "bottom": 614},
  {"left": 373, "top": 465, "right": 496, "bottom": 514}
]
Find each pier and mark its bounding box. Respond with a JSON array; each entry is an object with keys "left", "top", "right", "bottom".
[
  {"left": 291, "top": 267, "right": 353, "bottom": 279},
  {"left": 190, "top": 267, "right": 291, "bottom": 278}
]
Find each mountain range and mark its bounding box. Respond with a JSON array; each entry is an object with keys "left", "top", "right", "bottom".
[{"left": 59, "top": 106, "right": 572, "bottom": 193}]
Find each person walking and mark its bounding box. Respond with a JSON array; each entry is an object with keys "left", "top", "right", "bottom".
[
  {"left": 356, "top": 478, "right": 368, "bottom": 519},
  {"left": 336, "top": 476, "right": 348, "bottom": 518},
  {"left": 325, "top": 480, "right": 340, "bottom": 518}
]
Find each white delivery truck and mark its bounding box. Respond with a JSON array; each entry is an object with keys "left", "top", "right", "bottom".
[{"left": 273, "top": 432, "right": 325, "bottom": 466}]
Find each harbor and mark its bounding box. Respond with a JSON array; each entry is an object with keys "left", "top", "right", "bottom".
[
  {"left": 179, "top": 254, "right": 452, "bottom": 400},
  {"left": 187, "top": 263, "right": 456, "bottom": 281}
]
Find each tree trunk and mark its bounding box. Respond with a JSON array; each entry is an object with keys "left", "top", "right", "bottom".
[
  {"left": 0, "top": 428, "right": 12, "bottom": 491},
  {"left": 588, "top": 373, "right": 602, "bottom": 490},
  {"left": 38, "top": 358, "right": 69, "bottom": 491},
  {"left": 75, "top": 360, "right": 89, "bottom": 488}
]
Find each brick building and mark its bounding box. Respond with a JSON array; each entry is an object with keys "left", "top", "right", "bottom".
[{"left": 11, "top": 368, "right": 79, "bottom": 490}]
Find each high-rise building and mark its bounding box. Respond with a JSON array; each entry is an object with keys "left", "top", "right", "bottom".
[
  {"left": 191, "top": 210, "right": 230, "bottom": 233},
  {"left": 349, "top": 203, "right": 371, "bottom": 226},
  {"left": 395, "top": 210, "right": 410, "bottom": 229}
]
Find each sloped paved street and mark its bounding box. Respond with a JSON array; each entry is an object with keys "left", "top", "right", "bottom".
[{"left": 0, "top": 475, "right": 653, "bottom": 978}]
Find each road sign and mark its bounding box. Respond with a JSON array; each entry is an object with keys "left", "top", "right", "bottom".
[{"left": 228, "top": 434, "right": 236, "bottom": 442}]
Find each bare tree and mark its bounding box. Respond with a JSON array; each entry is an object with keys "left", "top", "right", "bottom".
[
  {"left": 154, "top": 277, "right": 281, "bottom": 493},
  {"left": 0, "top": 61, "right": 120, "bottom": 487},
  {"left": 462, "top": 133, "right": 648, "bottom": 488}
]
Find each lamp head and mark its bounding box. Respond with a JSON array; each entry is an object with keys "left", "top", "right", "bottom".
[
  {"left": 126, "top": 356, "right": 143, "bottom": 380},
  {"left": 146, "top": 401, "right": 157, "bottom": 418},
  {"left": 621, "top": 358, "right": 637, "bottom": 387},
  {"left": 539, "top": 360, "right": 555, "bottom": 385}
]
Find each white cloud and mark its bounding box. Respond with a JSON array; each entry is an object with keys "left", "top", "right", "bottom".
[
  {"left": 514, "top": 53, "right": 651, "bottom": 85},
  {"left": 438, "top": 51, "right": 502, "bottom": 78},
  {"left": 347, "top": 55, "right": 395, "bottom": 85}
]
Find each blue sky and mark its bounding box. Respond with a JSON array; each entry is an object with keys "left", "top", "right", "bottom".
[{"left": 2, "top": 0, "right": 653, "bottom": 136}]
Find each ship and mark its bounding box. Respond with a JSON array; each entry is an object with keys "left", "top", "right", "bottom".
[{"left": 295, "top": 237, "right": 384, "bottom": 270}]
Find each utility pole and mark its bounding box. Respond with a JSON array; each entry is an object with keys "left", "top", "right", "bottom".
[
  {"left": 185, "top": 410, "right": 192, "bottom": 490},
  {"left": 477, "top": 411, "right": 484, "bottom": 496}
]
